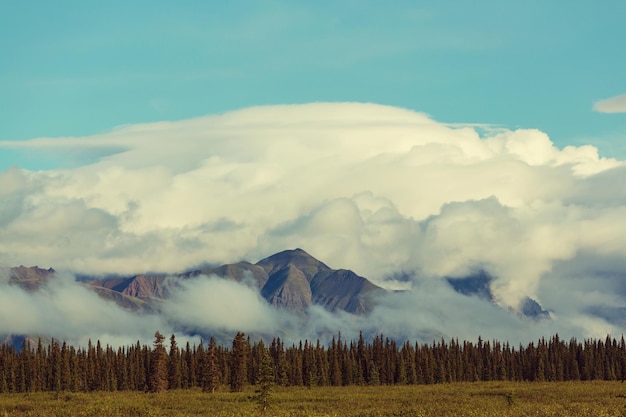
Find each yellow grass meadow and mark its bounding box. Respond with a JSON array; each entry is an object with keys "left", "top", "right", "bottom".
[{"left": 1, "top": 381, "right": 625, "bottom": 417}]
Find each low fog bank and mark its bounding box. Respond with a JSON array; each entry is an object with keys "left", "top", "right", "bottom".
[{"left": 1, "top": 267, "right": 621, "bottom": 349}]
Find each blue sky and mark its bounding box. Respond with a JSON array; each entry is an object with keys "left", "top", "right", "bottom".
[{"left": 1, "top": 0, "right": 625, "bottom": 170}]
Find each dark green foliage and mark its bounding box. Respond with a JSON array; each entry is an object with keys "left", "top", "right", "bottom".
[
  {"left": 168, "top": 334, "right": 181, "bottom": 390},
  {"left": 149, "top": 331, "right": 168, "bottom": 393},
  {"left": 2, "top": 332, "right": 626, "bottom": 394},
  {"left": 229, "top": 332, "right": 248, "bottom": 392},
  {"left": 202, "top": 337, "right": 220, "bottom": 393},
  {"left": 254, "top": 347, "right": 274, "bottom": 413}
]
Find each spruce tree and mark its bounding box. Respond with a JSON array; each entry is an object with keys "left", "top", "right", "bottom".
[
  {"left": 149, "top": 331, "right": 168, "bottom": 393},
  {"left": 168, "top": 334, "right": 181, "bottom": 390},
  {"left": 60, "top": 342, "right": 71, "bottom": 391},
  {"left": 203, "top": 337, "right": 220, "bottom": 393},
  {"left": 255, "top": 349, "right": 274, "bottom": 413},
  {"left": 229, "top": 332, "right": 248, "bottom": 392},
  {"left": 49, "top": 340, "right": 62, "bottom": 392}
]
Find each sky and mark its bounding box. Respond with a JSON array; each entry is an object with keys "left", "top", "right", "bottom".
[
  {"left": 1, "top": 0, "right": 625, "bottom": 168},
  {"left": 1, "top": 1, "right": 626, "bottom": 345}
]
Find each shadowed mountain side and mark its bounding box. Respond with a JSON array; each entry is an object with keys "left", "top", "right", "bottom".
[
  {"left": 311, "top": 269, "right": 385, "bottom": 314},
  {"left": 446, "top": 271, "right": 550, "bottom": 320},
  {"left": 447, "top": 272, "right": 494, "bottom": 301},
  {"left": 520, "top": 297, "right": 551, "bottom": 320},
  {"left": 260, "top": 265, "right": 312, "bottom": 310}
]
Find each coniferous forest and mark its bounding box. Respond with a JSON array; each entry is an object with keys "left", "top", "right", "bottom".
[{"left": 1, "top": 332, "right": 625, "bottom": 394}]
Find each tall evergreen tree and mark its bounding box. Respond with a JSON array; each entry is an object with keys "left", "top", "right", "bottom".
[
  {"left": 229, "top": 332, "right": 248, "bottom": 392},
  {"left": 60, "top": 342, "right": 71, "bottom": 391},
  {"left": 203, "top": 337, "right": 220, "bottom": 393},
  {"left": 168, "top": 334, "right": 181, "bottom": 390},
  {"left": 149, "top": 331, "right": 168, "bottom": 393},
  {"left": 255, "top": 348, "right": 274, "bottom": 413}
]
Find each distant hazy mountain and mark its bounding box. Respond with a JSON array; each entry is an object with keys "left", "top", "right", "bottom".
[
  {"left": 446, "top": 271, "right": 550, "bottom": 319},
  {"left": 5, "top": 265, "right": 56, "bottom": 291}
]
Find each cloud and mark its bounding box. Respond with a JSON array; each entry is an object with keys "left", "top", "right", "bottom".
[
  {"left": 162, "top": 275, "right": 285, "bottom": 334},
  {"left": 0, "top": 271, "right": 170, "bottom": 347},
  {"left": 593, "top": 93, "right": 626, "bottom": 113},
  {"left": 0, "top": 102, "right": 625, "bottom": 342}
]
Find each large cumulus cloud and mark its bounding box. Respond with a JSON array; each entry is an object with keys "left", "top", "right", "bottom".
[{"left": 1, "top": 103, "right": 625, "bottom": 342}]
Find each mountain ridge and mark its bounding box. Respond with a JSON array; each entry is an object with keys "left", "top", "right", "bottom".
[
  {"left": 4, "top": 249, "right": 552, "bottom": 323},
  {"left": 6, "top": 249, "right": 383, "bottom": 315}
]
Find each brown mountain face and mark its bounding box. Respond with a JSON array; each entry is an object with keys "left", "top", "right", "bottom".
[
  {"left": 90, "top": 286, "right": 149, "bottom": 312},
  {"left": 260, "top": 264, "right": 312, "bottom": 310},
  {"left": 90, "top": 274, "right": 172, "bottom": 299},
  {"left": 5, "top": 249, "right": 385, "bottom": 315},
  {"left": 183, "top": 248, "right": 383, "bottom": 313},
  {"left": 311, "top": 269, "right": 383, "bottom": 313},
  {"left": 4, "top": 266, "right": 56, "bottom": 291},
  {"left": 253, "top": 249, "right": 384, "bottom": 314}
]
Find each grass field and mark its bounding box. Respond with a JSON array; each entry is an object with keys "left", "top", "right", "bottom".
[{"left": 1, "top": 382, "right": 625, "bottom": 416}]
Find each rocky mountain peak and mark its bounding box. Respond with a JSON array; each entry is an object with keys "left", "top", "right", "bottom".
[{"left": 256, "top": 248, "right": 332, "bottom": 282}]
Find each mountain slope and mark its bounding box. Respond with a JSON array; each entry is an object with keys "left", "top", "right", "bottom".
[
  {"left": 4, "top": 266, "right": 56, "bottom": 291},
  {"left": 311, "top": 269, "right": 383, "bottom": 313},
  {"left": 11, "top": 248, "right": 383, "bottom": 315},
  {"left": 255, "top": 249, "right": 383, "bottom": 313},
  {"left": 260, "top": 264, "right": 312, "bottom": 310},
  {"left": 256, "top": 248, "right": 332, "bottom": 282},
  {"left": 90, "top": 274, "right": 172, "bottom": 299}
]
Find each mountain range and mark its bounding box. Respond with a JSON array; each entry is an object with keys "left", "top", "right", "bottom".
[
  {"left": 4, "top": 249, "right": 553, "bottom": 318},
  {"left": 2, "top": 248, "right": 553, "bottom": 349},
  {"left": 5, "top": 249, "right": 385, "bottom": 316}
]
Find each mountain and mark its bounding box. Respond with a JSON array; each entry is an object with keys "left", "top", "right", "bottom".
[
  {"left": 260, "top": 264, "right": 312, "bottom": 310},
  {"left": 256, "top": 249, "right": 384, "bottom": 313},
  {"left": 88, "top": 249, "right": 384, "bottom": 314},
  {"left": 4, "top": 251, "right": 552, "bottom": 325},
  {"left": 4, "top": 265, "right": 56, "bottom": 291},
  {"left": 89, "top": 274, "right": 173, "bottom": 300},
  {"left": 446, "top": 271, "right": 550, "bottom": 320},
  {"left": 19, "top": 249, "right": 383, "bottom": 315}
]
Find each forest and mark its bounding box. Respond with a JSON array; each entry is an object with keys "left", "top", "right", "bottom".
[{"left": 1, "top": 331, "right": 625, "bottom": 394}]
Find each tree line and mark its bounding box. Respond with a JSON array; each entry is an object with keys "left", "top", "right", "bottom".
[{"left": 1, "top": 331, "right": 625, "bottom": 393}]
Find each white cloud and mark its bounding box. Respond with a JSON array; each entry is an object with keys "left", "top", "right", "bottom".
[
  {"left": 0, "top": 272, "right": 169, "bottom": 347},
  {"left": 593, "top": 93, "right": 626, "bottom": 114},
  {"left": 1, "top": 102, "right": 625, "bottom": 341},
  {"left": 162, "top": 275, "right": 285, "bottom": 334}
]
